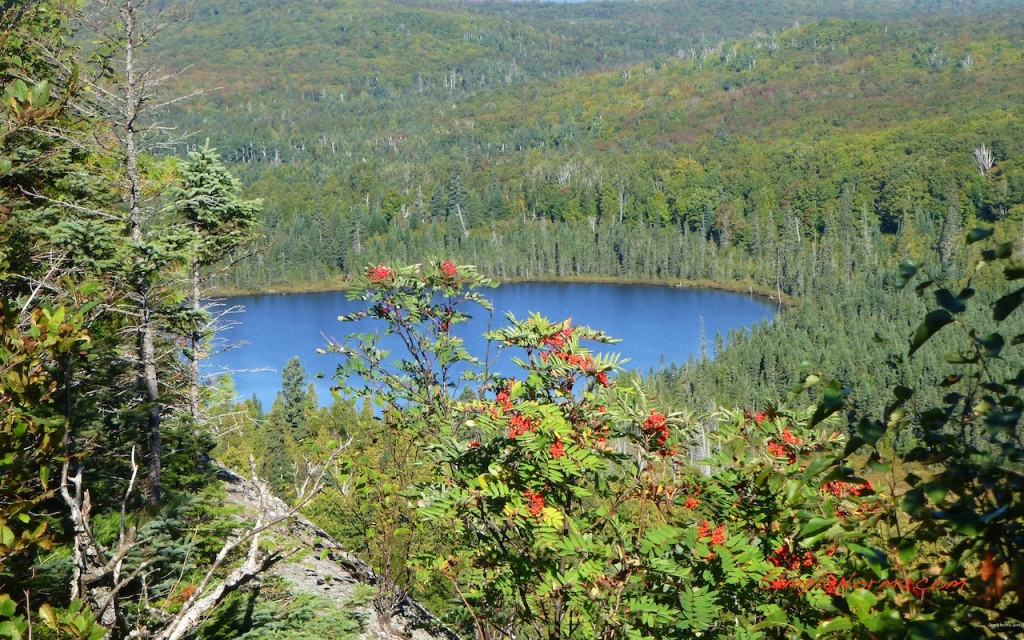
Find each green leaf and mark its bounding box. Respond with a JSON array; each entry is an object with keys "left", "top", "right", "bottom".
[
  {"left": 639, "top": 525, "right": 681, "bottom": 554},
  {"left": 0, "top": 619, "right": 25, "bottom": 640},
  {"left": 934, "top": 287, "right": 973, "bottom": 314},
  {"left": 799, "top": 517, "right": 837, "bottom": 540},
  {"left": 6, "top": 79, "right": 28, "bottom": 102},
  {"left": 895, "top": 261, "right": 919, "bottom": 289},
  {"left": 0, "top": 596, "right": 16, "bottom": 618},
  {"left": 854, "top": 418, "right": 885, "bottom": 447},
  {"left": 893, "top": 385, "right": 914, "bottom": 401},
  {"left": 981, "top": 242, "right": 1014, "bottom": 262},
  {"left": 37, "top": 603, "right": 56, "bottom": 629},
  {"left": 1005, "top": 266, "right": 1024, "bottom": 281},
  {"left": 810, "top": 380, "right": 847, "bottom": 426},
  {"left": 909, "top": 310, "right": 953, "bottom": 357},
  {"left": 846, "top": 589, "right": 878, "bottom": 622},
  {"left": 993, "top": 286, "right": 1024, "bottom": 321},
  {"left": 848, "top": 543, "right": 889, "bottom": 578},
  {"left": 919, "top": 408, "right": 949, "bottom": 431},
  {"left": 896, "top": 539, "right": 916, "bottom": 564},
  {"left": 802, "top": 455, "right": 836, "bottom": 479},
  {"left": 813, "top": 616, "right": 853, "bottom": 636},
  {"left": 922, "top": 481, "right": 948, "bottom": 503},
  {"left": 985, "top": 407, "right": 1021, "bottom": 435},
  {"left": 29, "top": 79, "right": 51, "bottom": 107}
]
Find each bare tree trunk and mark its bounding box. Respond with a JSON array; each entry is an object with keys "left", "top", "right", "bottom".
[
  {"left": 119, "top": 0, "right": 162, "bottom": 505},
  {"left": 189, "top": 251, "right": 202, "bottom": 422},
  {"left": 62, "top": 450, "right": 341, "bottom": 640},
  {"left": 455, "top": 203, "right": 469, "bottom": 238}
]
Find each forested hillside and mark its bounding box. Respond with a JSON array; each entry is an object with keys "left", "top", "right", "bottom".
[
  {"left": 3, "top": 0, "right": 1023, "bottom": 638},
  {"left": 157, "top": 1, "right": 1024, "bottom": 296},
  {"left": 154, "top": 0, "right": 1024, "bottom": 414}
]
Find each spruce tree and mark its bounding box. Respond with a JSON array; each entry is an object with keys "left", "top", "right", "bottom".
[{"left": 172, "top": 143, "right": 261, "bottom": 420}]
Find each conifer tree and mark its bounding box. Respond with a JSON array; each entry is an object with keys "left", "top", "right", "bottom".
[{"left": 172, "top": 143, "right": 261, "bottom": 420}]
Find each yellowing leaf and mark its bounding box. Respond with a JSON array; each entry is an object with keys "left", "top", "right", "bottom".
[{"left": 539, "top": 507, "right": 564, "bottom": 528}]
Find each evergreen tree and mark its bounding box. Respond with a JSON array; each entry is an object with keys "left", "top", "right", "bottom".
[
  {"left": 484, "top": 177, "right": 508, "bottom": 221},
  {"left": 279, "top": 356, "right": 314, "bottom": 442},
  {"left": 446, "top": 169, "right": 468, "bottom": 235},
  {"left": 173, "top": 143, "right": 262, "bottom": 421},
  {"left": 428, "top": 183, "right": 447, "bottom": 220}
]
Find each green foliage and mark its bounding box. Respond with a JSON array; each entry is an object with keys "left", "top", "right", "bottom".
[
  {"left": 0, "top": 300, "right": 103, "bottom": 639},
  {"left": 173, "top": 143, "right": 262, "bottom": 264},
  {"left": 331, "top": 264, "right": 857, "bottom": 638},
  {"left": 35, "top": 601, "right": 104, "bottom": 640},
  {"left": 4, "top": 0, "right": 1024, "bottom": 637},
  {"left": 816, "top": 231, "right": 1024, "bottom": 634},
  {"left": 331, "top": 243, "right": 1023, "bottom": 637},
  {"left": 197, "top": 581, "right": 364, "bottom": 640},
  {"left": 0, "top": 303, "right": 90, "bottom": 559},
  {"left": 1, "top": 2, "right": 272, "bottom": 637},
  {"left": 331, "top": 260, "right": 497, "bottom": 434}
]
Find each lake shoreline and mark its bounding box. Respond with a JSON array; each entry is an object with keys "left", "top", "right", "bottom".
[
  {"left": 211, "top": 281, "right": 780, "bottom": 407},
  {"left": 210, "top": 274, "right": 796, "bottom": 307}
]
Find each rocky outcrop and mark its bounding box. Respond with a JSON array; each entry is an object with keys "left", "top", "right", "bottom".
[{"left": 217, "top": 465, "right": 460, "bottom": 640}]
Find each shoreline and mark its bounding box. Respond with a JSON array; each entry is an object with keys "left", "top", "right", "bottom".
[{"left": 210, "top": 274, "right": 796, "bottom": 307}]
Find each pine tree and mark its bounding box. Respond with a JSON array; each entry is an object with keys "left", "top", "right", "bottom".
[
  {"left": 173, "top": 143, "right": 262, "bottom": 420},
  {"left": 280, "top": 356, "right": 314, "bottom": 442}
]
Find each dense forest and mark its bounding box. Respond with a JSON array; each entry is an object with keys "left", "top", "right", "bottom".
[
  {"left": 156, "top": 1, "right": 1024, "bottom": 296},
  {"left": 157, "top": 0, "right": 1024, "bottom": 413},
  {"left": 2, "top": 0, "right": 1023, "bottom": 639}
]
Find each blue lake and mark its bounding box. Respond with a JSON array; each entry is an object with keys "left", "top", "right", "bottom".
[{"left": 208, "top": 283, "right": 777, "bottom": 408}]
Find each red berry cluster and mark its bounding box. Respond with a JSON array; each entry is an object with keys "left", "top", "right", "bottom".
[
  {"left": 549, "top": 438, "right": 565, "bottom": 459},
  {"left": 507, "top": 413, "right": 536, "bottom": 439},
  {"left": 766, "top": 440, "right": 793, "bottom": 462},
  {"left": 754, "top": 412, "right": 768, "bottom": 424},
  {"left": 440, "top": 260, "right": 458, "bottom": 277},
  {"left": 766, "top": 427, "right": 805, "bottom": 463},
  {"left": 563, "top": 352, "right": 594, "bottom": 370},
  {"left": 367, "top": 264, "right": 392, "bottom": 282},
  {"left": 781, "top": 428, "right": 803, "bottom": 446},
  {"left": 643, "top": 411, "right": 669, "bottom": 445},
  {"left": 763, "top": 542, "right": 834, "bottom": 591},
  {"left": 822, "top": 479, "right": 874, "bottom": 499},
  {"left": 495, "top": 386, "right": 513, "bottom": 412},
  {"left": 698, "top": 520, "right": 727, "bottom": 545},
  {"left": 642, "top": 411, "right": 678, "bottom": 457},
  {"left": 524, "top": 489, "right": 545, "bottom": 516},
  {"left": 766, "top": 577, "right": 790, "bottom": 590},
  {"left": 765, "top": 427, "right": 805, "bottom": 464},
  {"left": 684, "top": 496, "right": 700, "bottom": 509},
  {"left": 490, "top": 382, "right": 515, "bottom": 418},
  {"left": 542, "top": 326, "right": 574, "bottom": 349},
  {"left": 696, "top": 520, "right": 727, "bottom": 560},
  {"left": 768, "top": 544, "right": 817, "bottom": 572},
  {"left": 536, "top": 324, "right": 615, "bottom": 391}
]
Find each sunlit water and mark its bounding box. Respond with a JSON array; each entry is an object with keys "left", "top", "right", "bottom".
[{"left": 208, "top": 283, "right": 777, "bottom": 408}]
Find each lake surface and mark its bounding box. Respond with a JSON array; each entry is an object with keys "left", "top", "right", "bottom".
[{"left": 209, "top": 283, "right": 777, "bottom": 408}]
